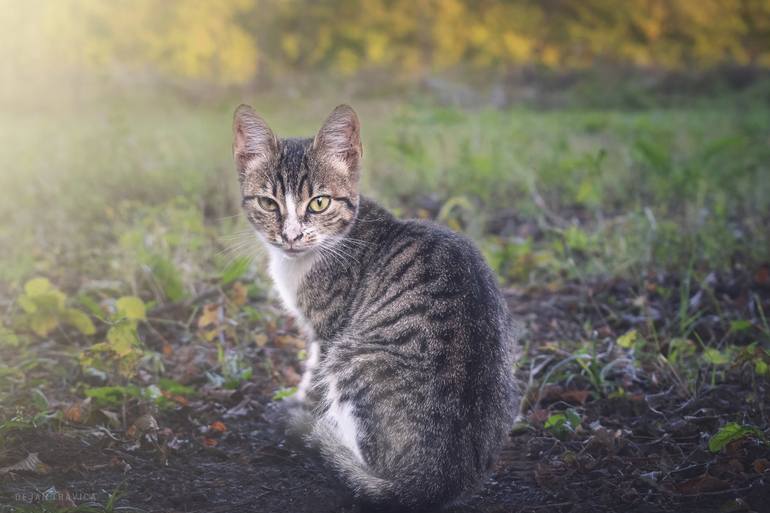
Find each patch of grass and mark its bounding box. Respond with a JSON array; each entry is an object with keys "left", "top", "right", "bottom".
[{"left": 0, "top": 95, "right": 768, "bottom": 481}]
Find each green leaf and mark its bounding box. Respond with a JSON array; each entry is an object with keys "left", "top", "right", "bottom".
[
  {"left": 565, "top": 409, "right": 581, "bottom": 428},
  {"left": 617, "top": 329, "right": 638, "bottom": 349},
  {"left": 0, "top": 326, "right": 20, "bottom": 347},
  {"left": 85, "top": 385, "right": 141, "bottom": 407},
  {"left": 64, "top": 308, "right": 96, "bottom": 335},
  {"left": 28, "top": 314, "right": 59, "bottom": 337},
  {"left": 31, "top": 389, "right": 49, "bottom": 411},
  {"left": 729, "top": 320, "right": 753, "bottom": 333},
  {"left": 708, "top": 423, "right": 763, "bottom": 453},
  {"left": 703, "top": 347, "right": 730, "bottom": 365},
  {"left": 221, "top": 256, "right": 250, "bottom": 286},
  {"left": 150, "top": 255, "right": 185, "bottom": 302},
  {"left": 544, "top": 408, "right": 582, "bottom": 440},
  {"left": 158, "top": 378, "right": 196, "bottom": 397},
  {"left": 544, "top": 412, "right": 566, "bottom": 430},
  {"left": 24, "top": 277, "right": 52, "bottom": 296},
  {"left": 272, "top": 387, "right": 298, "bottom": 401},
  {"left": 17, "top": 295, "right": 37, "bottom": 314},
  {"left": 756, "top": 359, "right": 768, "bottom": 376},
  {"left": 116, "top": 296, "right": 146, "bottom": 321},
  {"left": 107, "top": 323, "right": 140, "bottom": 357}
]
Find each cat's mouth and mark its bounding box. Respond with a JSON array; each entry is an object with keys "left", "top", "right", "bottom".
[
  {"left": 262, "top": 237, "right": 315, "bottom": 259},
  {"left": 275, "top": 244, "right": 315, "bottom": 259}
]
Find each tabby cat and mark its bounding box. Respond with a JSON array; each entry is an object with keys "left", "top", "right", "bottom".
[{"left": 232, "top": 104, "right": 519, "bottom": 512}]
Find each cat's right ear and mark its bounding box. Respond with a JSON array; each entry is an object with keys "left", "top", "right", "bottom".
[{"left": 232, "top": 104, "right": 278, "bottom": 174}]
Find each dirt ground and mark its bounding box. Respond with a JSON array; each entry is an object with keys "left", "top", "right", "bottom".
[{"left": 1, "top": 276, "right": 769, "bottom": 513}]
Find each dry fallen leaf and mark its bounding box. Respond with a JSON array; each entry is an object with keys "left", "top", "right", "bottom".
[
  {"left": 198, "top": 303, "right": 221, "bottom": 329},
  {"left": 127, "top": 414, "right": 159, "bottom": 443},
  {"left": 230, "top": 281, "right": 248, "bottom": 306},
  {"left": 254, "top": 333, "right": 268, "bottom": 347},
  {"left": 0, "top": 453, "right": 50, "bottom": 476},
  {"left": 528, "top": 408, "right": 550, "bottom": 424},
  {"left": 753, "top": 458, "right": 769, "bottom": 474},
  {"left": 63, "top": 397, "right": 92, "bottom": 424},
  {"left": 274, "top": 335, "right": 305, "bottom": 349},
  {"left": 210, "top": 421, "right": 227, "bottom": 433},
  {"left": 755, "top": 264, "right": 769, "bottom": 286},
  {"left": 560, "top": 389, "right": 591, "bottom": 405},
  {"left": 675, "top": 473, "right": 729, "bottom": 495},
  {"left": 99, "top": 409, "right": 121, "bottom": 428}
]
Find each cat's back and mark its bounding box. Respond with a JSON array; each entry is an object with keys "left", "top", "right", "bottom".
[{"left": 352, "top": 198, "right": 512, "bottom": 351}]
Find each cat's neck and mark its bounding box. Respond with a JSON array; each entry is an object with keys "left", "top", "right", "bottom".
[
  {"left": 264, "top": 196, "right": 393, "bottom": 331},
  {"left": 266, "top": 245, "right": 319, "bottom": 328}
]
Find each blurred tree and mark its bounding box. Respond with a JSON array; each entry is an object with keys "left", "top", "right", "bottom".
[{"left": 1, "top": 0, "right": 768, "bottom": 91}]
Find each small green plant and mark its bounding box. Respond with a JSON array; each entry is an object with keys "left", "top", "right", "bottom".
[
  {"left": 708, "top": 422, "right": 765, "bottom": 453},
  {"left": 80, "top": 296, "right": 147, "bottom": 379},
  {"left": 15, "top": 278, "right": 95, "bottom": 337},
  {"left": 272, "top": 387, "right": 298, "bottom": 401},
  {"left": 544, "top": 409, "right": 582, "bottom": 440}
]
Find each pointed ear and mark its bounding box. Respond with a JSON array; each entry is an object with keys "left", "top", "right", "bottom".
[
  {"left": 313, "top": 104, "right": 362, "bottom": 174},
  {"left": 232, "top": 104, "right": 278, "bottom": 174}
]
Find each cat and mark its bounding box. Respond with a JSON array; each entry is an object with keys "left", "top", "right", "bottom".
[{"left": 232, "top": 103, "right": 519, "bottom": 512}]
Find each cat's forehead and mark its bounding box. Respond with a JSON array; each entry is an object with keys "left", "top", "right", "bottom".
[
  {"left": 277, "top": 138, "right": 312, "bottom": 173},
  {"left": 243, "top": 137, "right": 311, "bottom": 197}
]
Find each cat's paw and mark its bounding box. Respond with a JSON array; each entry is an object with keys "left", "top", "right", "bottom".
[{"left": 264, "top": 397, "right": 316, "bottom": 444}]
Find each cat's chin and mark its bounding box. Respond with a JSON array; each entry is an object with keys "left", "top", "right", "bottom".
[
  {"left": 282, "top": 248, "right": 312, "bottom": 259},
  {"left": 269, "top": 245, "right": 316, "bottom": 261}
]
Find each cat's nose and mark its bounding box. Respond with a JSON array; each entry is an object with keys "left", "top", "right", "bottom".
[{"left": 282, "top": 231, "right": 303, "bottom": 243}]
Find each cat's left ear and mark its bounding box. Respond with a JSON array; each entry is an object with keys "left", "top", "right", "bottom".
[{"left": 313, "top": 104, "right": 362, "bottom": 175}]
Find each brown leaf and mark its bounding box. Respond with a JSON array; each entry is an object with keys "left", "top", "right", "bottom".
[
  {"left": 753, "top": 458, "right": 769, "bottom": 474},
  {"left": 528, "top": 408, "right": 550, "bottom": 424},
  {"left": 63, "top": 397, "right": 92, "bottom": 424},
  {"left": 675, "top": 473, "right": 729, "bottom": 495},
  {"left": 538, "top": 384, "right": 564, "bottom": 403},
  {"left": 230, "top": 281, "right": 248, "bottom": 306},
  {"left": 561, "top": 389, "right": 591, "bottom": 405},
  {"left": 274, "top": 335, "right": 305, "bottom": 349},
  {"left": 198, "top": 303, "right": 221, "bottom": 329},
  {"left": 282, "top": 365, "right": 302, "bottom": 386},
  {"left": 210, "top": 421, "right": 227, "bottom": 433},
  {"left": 755, "top": 264, "right": 770, "bottom": 286},
  {"left": 202, "top": 437, "right": 218, "bottom": 447},
  {"left": 127, "top": 414, "right": 159, "bottom": 442},
  {"left": 161, "top": 390, "right": 189, "bottom": 407}
]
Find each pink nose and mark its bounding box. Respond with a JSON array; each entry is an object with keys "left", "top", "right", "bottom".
[{"left": 282, "top": 231, "right": 303, "bottom": 243}]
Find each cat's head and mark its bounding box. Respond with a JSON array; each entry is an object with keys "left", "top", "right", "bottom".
[{"left": 232, "top": 104, "right": 362, "bottom": 258}]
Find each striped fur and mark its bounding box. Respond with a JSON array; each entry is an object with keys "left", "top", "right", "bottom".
[{"left": 234, "top": 104, "right": 519, "bottom": 512}]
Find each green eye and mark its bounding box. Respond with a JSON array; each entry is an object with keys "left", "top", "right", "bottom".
[
  {"left": 257, "top": 196, "right": 278, "bottom": 211},
  {"left": 308, "top": 195, "right": 331, "bottom": 213}
]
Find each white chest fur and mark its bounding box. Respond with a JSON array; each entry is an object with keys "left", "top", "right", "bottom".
[{"left": 266, "top": 247, "right": 318, "bottom": 325}]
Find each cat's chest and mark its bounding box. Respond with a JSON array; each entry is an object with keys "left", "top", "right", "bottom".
[
  {"left": 267, "top": 248, "right": 353, "bottom": 340},
  {"left": 267, "top": 249, "right": 318, "bottom": 327}
]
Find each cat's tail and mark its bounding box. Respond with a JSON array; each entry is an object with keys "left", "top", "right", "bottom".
[{"left": 311, "top": 419, "right": 454, "bottom": 512}]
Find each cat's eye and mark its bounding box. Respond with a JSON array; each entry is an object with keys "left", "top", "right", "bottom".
[
  {"left": 257, "top": 196, "right": 278, "bottom": 212},
  {"left": 308, "top": 195, "right": 331, "bottom": 213}
]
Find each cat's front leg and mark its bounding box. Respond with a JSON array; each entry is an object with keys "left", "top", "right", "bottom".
[
  {"left": 296, "top": 340, "right": 321, "bottom": 404},
  {"left": 264, "top": 339, "right": 321, "bottom": 443}
]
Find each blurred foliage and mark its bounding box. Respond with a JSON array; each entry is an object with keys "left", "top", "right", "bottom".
[{"left": 1, "top": 0, "right": 769, "bottom": 98}]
